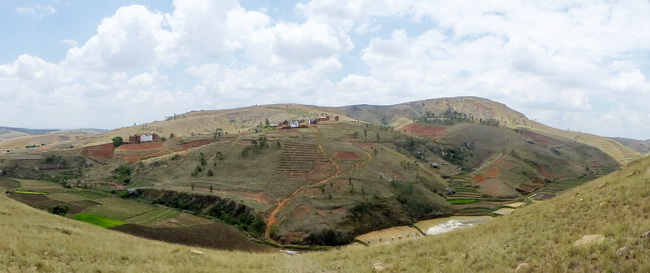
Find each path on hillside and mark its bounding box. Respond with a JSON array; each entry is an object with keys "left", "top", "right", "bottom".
[{"left": 264, "top": 139, "right": 373, "bottom": 244}]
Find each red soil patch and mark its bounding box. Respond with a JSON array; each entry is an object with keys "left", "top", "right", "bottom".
[
  {"left": 81, "top": 143, "right": 114, "bottom": 163},
  {"left": 473, "top": 174, "right": 486, "bottom": 183},
  {"left": 486, "top": 165, "right": 500, "bottom": 178},
  {"left": 521, "top": 130, "right": 556, "bottom": 145},
  {"left": 116, "top": 142, "right": 164, "bottom": 151},
  {"left": 537, "top": 167, "right": 555, "bottom": 179},
  {"left": 180, "top": 139, "right": 214, "bottom": 150},
  {"left": 402, "top": 123, "right": 447, "bottom": 138},
  {"left": 475, "top": 165, "right": 500, "bottom": 183},
  {"left": 478, "top": 179, "right": 519, "bottom": 198},
  {"left": 333, "top": 151, "right": 361, "bottom": 160}
]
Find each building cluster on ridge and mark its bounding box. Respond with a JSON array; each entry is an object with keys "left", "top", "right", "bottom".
[{"left": 275, "top": 115, "right": 339, "bottom": 129}]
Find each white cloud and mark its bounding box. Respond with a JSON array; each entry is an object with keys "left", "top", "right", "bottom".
[
  {"left": 2, "top": 0, "right": 650, "bottom": 139},
  {"left": 63, "top": 5, "right": 169, "bottom": 71},
  {"left": 16, "top": 5, "right": 57, "bottom": 18}
]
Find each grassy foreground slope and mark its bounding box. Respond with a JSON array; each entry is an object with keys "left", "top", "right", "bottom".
[{"left": 2, "top": 155, "right": 649, "bottom": 272}]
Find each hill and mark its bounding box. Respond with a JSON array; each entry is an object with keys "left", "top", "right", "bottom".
[
  {"left": 611, "top": 137, "right": 650, "bottom": 154},
  {"left": 0, "top": 97, "right": 628, "bottom": 246},
  {"left": 0, "top": 128, "right": 105, "bottom": 153},
  {"left": 329, "top": 96, "right": 641, "bottom": 164},
  {"left": 1, "top": 153, "right": 648, "bottom": 272}
]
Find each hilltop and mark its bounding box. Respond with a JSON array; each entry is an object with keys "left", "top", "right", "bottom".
[{"left": 0, "top": 96, "right": 636, "bottom": 246}]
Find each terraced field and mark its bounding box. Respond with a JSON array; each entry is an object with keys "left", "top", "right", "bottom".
[
  {"left": 530, "top": 179, "right": 589, "bottom": 200},
  {"left": 122, "top": 207, "right": 181, "bottom": 226},
  {"left": 446, "top": 176, "right": 513, "bottom": 215},
  {"left": 277, "top": 140, "right": 329, "bottom": 178}
]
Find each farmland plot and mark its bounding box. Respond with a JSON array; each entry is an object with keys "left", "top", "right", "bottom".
[{"left": 86, "top": 198, "right": 155, "bottom": 220}]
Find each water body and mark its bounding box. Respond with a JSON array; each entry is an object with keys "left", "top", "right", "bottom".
[
  {"left": 350, "top": 216, "right": 493, "bottom": 248},
  {"left": 414, "top": 216, "right": 493, "bottom": 235}
]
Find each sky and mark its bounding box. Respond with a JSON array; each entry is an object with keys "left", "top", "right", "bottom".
[{"left": 1, "top": 0, "right": 649, "bottom": 139}]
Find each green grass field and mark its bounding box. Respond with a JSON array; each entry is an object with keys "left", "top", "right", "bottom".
[
  {"left": 74, "top": 213, "right": 126, "bottom": 228},
  {"left": 13, "top": 190, "right": 48, "bottom": 195}
]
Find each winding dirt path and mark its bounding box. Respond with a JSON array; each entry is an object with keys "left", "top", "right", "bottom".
[{"left": 263, "top": 140, "right": 373, "bottom": 244}]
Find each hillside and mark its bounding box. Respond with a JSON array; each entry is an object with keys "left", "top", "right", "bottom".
[
  {"left": 611, "top": 137, "right": 650, "bottom": 154},
  {"left": 0, "top": 97, "right": 628, "bottom": 246},
  {"left": 0, "top": 129, "right": 105, "bottom": 153},
  {"left": 1, "top": 154, "right": 648, "bottom": 272},
  {"left": 330, "top": 96, "right": 641, "bottom": 164}
]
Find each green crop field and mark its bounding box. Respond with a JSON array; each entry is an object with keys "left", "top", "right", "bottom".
[
  {"left": 75, "top": 213, "right": 126, "bottom": 228},
  {"left": 13, "top": 190, "right": 48, "bottom": 195}
]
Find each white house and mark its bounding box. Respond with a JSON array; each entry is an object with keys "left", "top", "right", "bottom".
[
  {"left": 290, "top": 120, "right": 300, "bottom": 128},
  {"left": 140, "top": 133, "right": 154, "bottom": 142}
]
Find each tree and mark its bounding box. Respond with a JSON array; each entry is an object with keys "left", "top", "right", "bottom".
[
  {"left": 112, "top": 136, "right": 124, "bottom": 148},
  {"left": 49, "top": 205, "right": 68, "bottom": 216}
]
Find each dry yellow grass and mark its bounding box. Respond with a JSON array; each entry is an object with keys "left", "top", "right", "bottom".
[{"left": 2, "top": 154, "right": 650, "bottom": 272}]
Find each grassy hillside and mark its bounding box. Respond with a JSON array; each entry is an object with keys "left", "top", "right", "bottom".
[
  {"left": 0, "top": 96, "right": 629, "bottom": 247},
  {"left": 611, "top": 137, "right": 650, "bottom": 154},
  {"left": 330, "top": 96, "right": 641, "bottom": 164},
  {"left": 1, "top": 154, "right": 648, "bottom": 272}
]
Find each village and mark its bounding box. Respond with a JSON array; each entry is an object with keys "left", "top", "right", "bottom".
[{"left": 272, "top": 115, "right": 340, "bottom": 129}]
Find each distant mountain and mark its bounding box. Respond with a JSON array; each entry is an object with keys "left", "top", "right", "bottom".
[
  {"left": 611, "top": 137, "right": 650, "bottom": 154},
  {"left": 0, "top": 127, "right": 105, "bottom": 151},
  {"left": 0, "top": 126, "right": 59, "bottom": 135}
]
